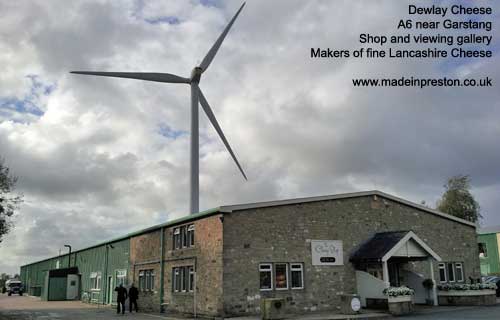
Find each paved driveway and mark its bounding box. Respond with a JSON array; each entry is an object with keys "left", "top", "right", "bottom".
[
  {"left": 399, "top": 304, "right": 500, "bottom": 319},
  {"left": 0, "top": 294, "right": 180, "bottom": 320},
  {"left": 2, "top": 293, "right": 500, "bottom": 320}
]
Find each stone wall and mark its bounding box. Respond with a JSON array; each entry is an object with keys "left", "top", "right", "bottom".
[
  {"left": 129, "top": 230, "right": 162, "bottom": 313},
  {"left": 163, "top": 214, "right": 224, "bottom": 317},
  {"left": 222, "top": 195, "right": 480, "bottom": 316},
  {"left": 129, "top": 214, "right": 224, "bottom": 316}
]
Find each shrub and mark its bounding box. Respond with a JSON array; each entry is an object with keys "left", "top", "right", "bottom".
[{"left": 383, "top": 286, "right": 415, "bottom": 297}]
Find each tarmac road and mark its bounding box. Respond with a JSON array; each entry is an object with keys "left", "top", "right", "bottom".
[
  {"left": 0, "top": 294, "right": 174, "bottom": 320},
  {"left": 2, "top": 293, "right": 500, "bottom": 320}
]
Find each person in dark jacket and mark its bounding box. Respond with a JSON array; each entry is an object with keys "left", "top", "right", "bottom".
[
  {"left": 115, "top": 284, "right": 128, "bottom": 314},
  {"left": 128, "top": 283, "right": 139, "bottom": 312}
]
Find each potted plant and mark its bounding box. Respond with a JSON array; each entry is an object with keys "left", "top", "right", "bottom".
[
  {"left": 437, "top": 283, "right": 497, "bottom": 306},
  {"left": 422, "top": 278, "right": 434, "bottom": 305},
  {"left": 383, "top": 286, "right": 414, "bottom": 315}
]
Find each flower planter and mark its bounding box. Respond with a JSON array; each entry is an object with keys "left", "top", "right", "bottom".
[
  {"left": 387, "top": 295, "right": 413, "bottom": 316},
  {"left": 438, "top": 289, "right": 496, "bottom": 306}
]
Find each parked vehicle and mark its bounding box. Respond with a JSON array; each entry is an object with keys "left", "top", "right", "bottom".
[
  {"left": 5, "top": 279, "right": 23, "bottom": 296},
  {"left": 494, "top": 278, "right": 500, "bottom": 297},
  {"left": 484, "top": 276, "right": 500, "bottom": 283}
]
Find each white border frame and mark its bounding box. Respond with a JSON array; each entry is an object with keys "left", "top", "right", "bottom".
[
  {"left": 275, "top": 263, "right": 289, "bottom": 291},
  {"left": 290, "top": 263, "right": 304, "bottom": 290},
  {"left": 455, "top": 262, "right": 464, "bottom": 282},
  {"left": 259, "top": 263, "right": 273, "bottom": 291},
  {"left": 438, "top": 263, "right": 447, "bottom": 283}
]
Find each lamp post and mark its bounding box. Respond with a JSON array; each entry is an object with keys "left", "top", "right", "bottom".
[{"left": 64, "top": 245, "right": 72, "bottom": 268}]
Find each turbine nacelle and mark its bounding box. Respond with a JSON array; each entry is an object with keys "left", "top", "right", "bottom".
[{"left": 190, "top": 67, "right": 203, "bottom": 83}]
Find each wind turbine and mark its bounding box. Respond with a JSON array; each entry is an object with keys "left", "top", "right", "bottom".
[{"left": 71, "top": 3, "right": 247, "bottom": 214}]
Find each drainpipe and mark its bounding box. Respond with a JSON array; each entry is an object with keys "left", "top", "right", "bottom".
[{"left": 160, "top": 228, "right": 165, "bottom": 312}]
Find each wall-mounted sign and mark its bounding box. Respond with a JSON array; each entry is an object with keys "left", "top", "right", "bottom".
[{"left": 311, "top": 240, "right": 343, "bottom": 266}]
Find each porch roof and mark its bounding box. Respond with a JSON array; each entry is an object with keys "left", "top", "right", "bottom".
[{"left": 350, "top": 230, "right": 442, "bottom": 263}]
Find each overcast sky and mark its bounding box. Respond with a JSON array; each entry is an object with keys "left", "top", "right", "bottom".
[{"left": 0, "top": 0, "right": 499, "bottom": 275}]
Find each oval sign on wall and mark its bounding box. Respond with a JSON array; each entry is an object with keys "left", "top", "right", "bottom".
[{"left": 351, "top": 297, "right": 361, "bottom": 312}]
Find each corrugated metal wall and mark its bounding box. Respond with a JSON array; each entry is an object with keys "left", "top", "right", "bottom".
[
  {"left": 20, "top": 238, "right": 130, "bottom": 304},
  {"left": 478, "top": 233, "right": 500, "bottom": 275}
]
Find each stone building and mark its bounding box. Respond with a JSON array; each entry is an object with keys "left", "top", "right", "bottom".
[{"left": 21, "top": 190, "right": 480, "bottom": 317}]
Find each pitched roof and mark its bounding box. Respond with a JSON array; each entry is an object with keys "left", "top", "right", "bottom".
[
  {"left": 219, "top": 190, "right": 476, "bottom": 228},
  {"left": 350, "top": 231, "right": 409, "bottom": 263},
  {"left": 350, "top": 230, "right": 442, "bottom": 263},
  {"left": 21, "top": 190, "right": 469, "bottom": 267}
]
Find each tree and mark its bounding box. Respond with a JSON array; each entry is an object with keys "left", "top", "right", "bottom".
[
  {"left": 437, "top": 175, "right": 481, "bottom": 223},
  {"left": 0, "top": 158, "right": 23, "bottom": 242}
]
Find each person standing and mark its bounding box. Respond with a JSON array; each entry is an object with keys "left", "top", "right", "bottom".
[
  {"left": 115, "top": 283, "right": 128, "bottom": 314},
  {"left": 128, "top": 283, "right": 139, "bottom": 313}
]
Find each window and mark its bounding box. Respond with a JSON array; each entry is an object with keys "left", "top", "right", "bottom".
[
  {"left": 455, "top": 263, "right": 464, "bottom": 282},
  {"left": 173, "top": 268, "right": 180, "bottom": 292},
  {"left": 187, "top": 224, "right": 195, "bottom": 247},
  {"left": 275, "top": 263, "right": 288, "bottom": 290},
  {"left": 90, "top": 272, "right": 102, "bottom": 290},
  {"left": 438, "top": 263, "right": 447, "bottom": 283},
  {"left": 479, "top": 243, "right": 488, "bottom": 258},
  {"left": 139, "top": 271, "right": 145, "bottom": 290},
  {"left": 172, "top": 266, "right": 194, "bottom": 293},
  {"left": 116, "top": 270, "right": 127, "bottom": 287},
  {"left": 189, "top": 266, "right": 194, "bottom": 292},
  {"left": 139, "top": 269, "right": 155, "bottom": 291},
  {"left": 290, "top": 263, "right": 304, "bottom": 289},
  {"left": 447, "top": 263, "right": 455, "bottom": 282},
  {"left": 173, "top": 224, "right": 195, "bottom": 250},
  {"left": 259, "top": 264, "right": 273, "bottom": 291},
  {"left": 439, "top": 262, "right": 464, "bottom": 283},
  {"left": 173, "top": 228, "right": 181, "bottom": 249}
]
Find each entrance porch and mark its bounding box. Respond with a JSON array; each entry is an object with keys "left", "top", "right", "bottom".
[{"left": 350, "top": 231, "right": 442, "bottom": 308}]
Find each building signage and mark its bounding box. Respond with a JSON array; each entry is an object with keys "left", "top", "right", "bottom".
[{"left": 311, "top": 240, "right": 343, "bottom": 266}]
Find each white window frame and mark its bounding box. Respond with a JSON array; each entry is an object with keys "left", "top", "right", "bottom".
[
  {"left": 181, "top": 267, "right": 187, "bottom": 292},
  {"left": 173, "top": 268, "right": 180, "bottom": 293},
  {"left": 290, "top": 263, "right": 304, "bottom": 290},
  {"left": 438, "top": 263, "right": 447, "bottom": 283},
  {"left": 139, "top": 271, "right": 145, "bottom": 291},
  {"left": 90, "top": 271, "right": 101, "bottom": 291},
  {"left": 275, "top": 263, "right": 289, "bottom": 291},
  {"left": 173, "top": 228, "right": 181, "bottom": 250},
  {"left": 259, "top": 263, "right": 273, "bottom": 291},
  {"left": 149, "top": 270, "right": 155, "bottom": 291},
  {"left": 455, "top": 263, "right": 464, "bottom": 282},
  {"left": 172, "top": 266, "right": 193, "bottom": 293},
  {"left": 188, "top": 266, "right": 194, "bottom": 292},
  {"left": 116, "top": 269, "right": 127, "bottom": 287},
  {"left": 187, "top": 224, "right": 195, "bottom": 247},
  {"left": 447, "top": 262, "right": 456, "bottom": 283},
  {"left": 478, "top": 243, "right": 488, "bottom": 258}
]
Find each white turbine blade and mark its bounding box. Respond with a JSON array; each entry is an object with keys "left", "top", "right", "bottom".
[
  {"left": 70, "top": 71, "right": 190, "bottom": 84},
  {"left": 199, "top": 2, "right": 245, "bottom": 73},
  {"left": 198, "top": 88, "right": 247, "bottom": 180}
]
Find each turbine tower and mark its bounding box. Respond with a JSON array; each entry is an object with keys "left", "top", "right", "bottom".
[{"left": 71, "top": 3, "right": 247, "bottom": 214}]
